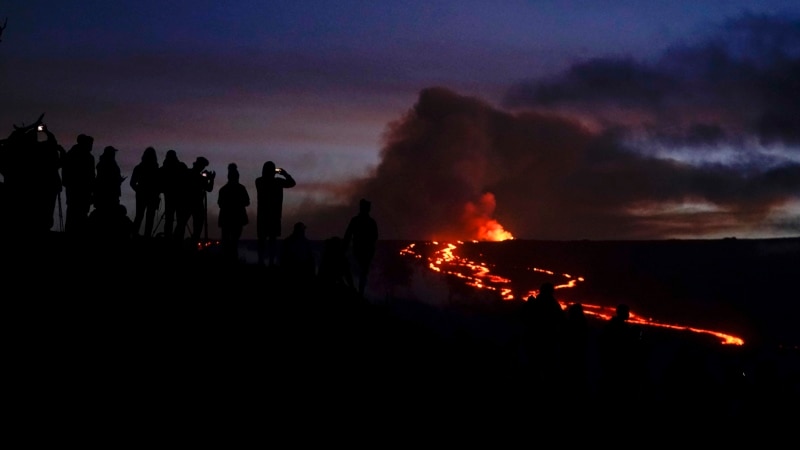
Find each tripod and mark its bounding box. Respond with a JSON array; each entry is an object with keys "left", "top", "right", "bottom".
[
  {"left": 57, "top": 190, "right": 64, "bottom": 232},
  {"left": 152, "top": 199, "right": 165, "bottom": 237},
  {"left": 151, "top": 196, "right": 190, "bottom": 238},
  {"left": 203, "top": 190, "right": 209, "bottom": 242}
]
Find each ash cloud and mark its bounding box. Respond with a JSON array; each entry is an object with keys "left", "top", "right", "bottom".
[
  {"left": 303, "top": 13, "right": 800, "bottom": 240},
  {"left": 302, "top": 86, "right": 800, "bottom": 240}
]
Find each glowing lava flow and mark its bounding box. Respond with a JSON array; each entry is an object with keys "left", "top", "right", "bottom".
[{"left": 400, "top": 241, "right": 744, "bottom": 346}]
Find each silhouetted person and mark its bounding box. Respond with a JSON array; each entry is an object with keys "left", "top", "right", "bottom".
[
  {"left": 158, "top": 149, "right": 187, "bottom": 239},
  {"left": 0, "top": 147, "right": 5, "bottom": 236},
  {"left": 599, "top": 303, "right": 645, "bottom": 406},
  {"left": 317, "top": 235, "right": 355, "bottom": 291},
  {"left": 62, "top": 133, "right": 96, "bottom": 237},
  {"left": 93, "top": 146, "right": 125, "bottom": 214},
  {"left": 563, "top": 302, "right": 591, "bottom": 402},
  {"left": 217, "top": 163, "right": 250, "bottom": 263},
  {"left": 343, "top": 198, "right": 378, "bottom": 298},
  {"left": 175, "top": 156, "right": 214, "bottom": 244},
  {"left": 130, "top": 146, "right": 161, "bottom": 238},
  {"left": 0, "top": 117, "right": 66, "bottom": 238},
  {"left": 0, "top": 123, "right": 29, "bottom": 237},
  {"left": 255, "top": 161, "right": 295, "bottom": 267},
  {"left": 280, "top": 221, "right": 316, "bottom": 287},
  {"left": 521, "top": 282, "right": 565, "bottom": 384},
  {"left": 37, "top": 123, "right": 66, "bottom": 234}
]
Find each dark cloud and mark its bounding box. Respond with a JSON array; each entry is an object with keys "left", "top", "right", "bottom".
[
  {"left": 300, "top": 83, "right": 800, "bottom": 240},
  {"left": 504, "top": 12, "right": 800, "bottom": 147}
]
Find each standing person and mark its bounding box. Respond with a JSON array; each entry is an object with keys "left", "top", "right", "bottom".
[
  {"left": 563, "top": 302, "right": 591, "bottom": 403},
  {"left": 1, "top": 119, "right": 66, "bottom": 237},
  {"left": 175, "top": 156, "right": 214, "bottom": 244},
  {"left": 343, "top": 198, "right": 379, "bottom": 298},
  {"left": 521, "top": 282, "right": 566, "bottom": 380},
  {"left": 92, "top": 146, "right": 125, "bottom": 215},
  {"left": 158, "top": 149, "right": 187, "bottom": 239},
  {"left": 88, "top": 145, "right": 126, "bottom": 242},
  {"left": 255, "top": 160, "right": 296, "bottom": 267},
  {"left": 217, "top": 163, "right": 250, "bottom": 263},
  {"left": 599, "top": 303, "right": 645, "bottom": 405},
  {"left": 33, "top": 123, "right": 66, "bottom": 235},
  {"left": 62, "top": 133, "right": 96, "bottom": 237},
  {"left": 130, "top": 146, "right": 161, "bottom": 238}
]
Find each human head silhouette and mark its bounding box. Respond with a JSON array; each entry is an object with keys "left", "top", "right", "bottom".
[
  {"left": 539, "top": 282, "right": 555, "bottom": 298},
  {"left": 263, "top": 161, "right": 276, "bottom": 177},
  {"left": 616, "top": 304, "right": 630, "bottom": 321},
  {"left": 100, "top": 146, "right": 117, "bottom": 161},
  {"left": 227, "top": 163, "right": 239, "bottom": 182},
  {"left": 359, "top": 198, "right": 371, "bottom": 214},
  {"left": 567, "top": 303, "right": 584, "bottom": 319},
  {"left": 194, "top": 156, "right": 209, "bottom": 170},
  {"left": 142, "top": 146, "right": 157, "bottom": 164},
  {"left": 293, "top": 221, "right": 306, "bottom": 236},
  {"left": 77, "top": 134, "right": 94, "bottom": 149}
]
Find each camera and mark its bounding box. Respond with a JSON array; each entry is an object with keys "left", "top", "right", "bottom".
[
  {"left": 36, "top": 124, "right": 48, "bottom": 142},
  {"left": 275, "top": 168, "right": 282, "bottom": 173}
]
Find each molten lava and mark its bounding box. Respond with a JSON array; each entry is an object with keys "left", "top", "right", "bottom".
[{"left": 400, "top": 241, "right": 744, "bottom": 346}]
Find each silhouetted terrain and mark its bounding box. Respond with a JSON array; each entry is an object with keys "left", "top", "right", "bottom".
[{"left": 4, "top": 232, "right": 799, "bottom": 437}]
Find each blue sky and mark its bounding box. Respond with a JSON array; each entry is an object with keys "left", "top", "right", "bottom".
[{"left": 2, "top": 1, "right": 800, "bottom": 240}]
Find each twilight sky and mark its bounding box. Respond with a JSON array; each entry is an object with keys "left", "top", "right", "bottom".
[{"left": 2, "top": 1, "right": 800, "bottom": 241}]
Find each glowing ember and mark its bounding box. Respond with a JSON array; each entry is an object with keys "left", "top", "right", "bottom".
[
  {"left": 195, "top": 240, "right": 220, "bottom": 250},
  {"left": 400, "top": 241, "right": 744, "bottom": 346}
]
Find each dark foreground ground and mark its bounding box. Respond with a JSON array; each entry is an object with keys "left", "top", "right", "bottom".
[{"left": 3, "top": 233, "right": 799, "bottom": 442}]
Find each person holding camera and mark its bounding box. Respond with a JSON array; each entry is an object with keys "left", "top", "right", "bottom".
[
  {"left": 255, "top": 160, "right": 296, "bottom": 267},
  {"left": 0, "top": 117, "right": 66, "bottom": 237},
  {"left": 175, "top": 156, "right": 215, "bottom": 244}
]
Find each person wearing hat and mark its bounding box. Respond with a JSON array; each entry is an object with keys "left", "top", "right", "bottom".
[
  {"left": 217, "top": 162, "right": 250, "bottom": 262},
  {"left": 175, "top": 155, "right": 215, "bottom": 243}
]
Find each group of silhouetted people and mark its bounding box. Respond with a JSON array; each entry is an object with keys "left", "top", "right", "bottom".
[{"left": 1, "top": 115, "right": 381, "bottom": 297}]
